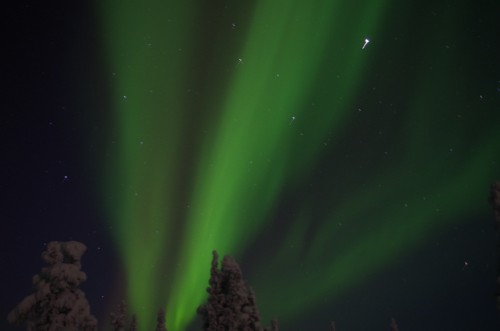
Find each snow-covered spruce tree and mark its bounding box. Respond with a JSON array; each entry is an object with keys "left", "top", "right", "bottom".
[
  {"left": 197, "top": 250, "right": 277, "bottom": 331},
  {"left": 7, "top": 241, "right": 97, "bottom": 331}
]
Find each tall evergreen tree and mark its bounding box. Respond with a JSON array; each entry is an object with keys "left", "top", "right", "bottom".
[
  {"left": 197, "top": 250, "right": 277, "bottom": 331},
  {"left": 110, "top": 301, "right": 127, "bottom": 331},
  {"left": 155, "top": 307, "right": 167, "bottom": 331},
  {"left": 7, "top": 241, "right": 97, "bottom": 331}
]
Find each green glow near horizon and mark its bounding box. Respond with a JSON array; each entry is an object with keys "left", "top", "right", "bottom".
[
  {"left": 99, "top": 0, "right": 500, "bottom": 330},
  {"left": 168, "top": 1, "right": 389, "bottom": 330},
  {"left": 100, "top": 0, "right": 195, "bottom": 328}
]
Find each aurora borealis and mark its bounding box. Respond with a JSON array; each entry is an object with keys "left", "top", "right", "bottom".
[
  {"left": 95, "top": 0, "right": 500, "bottom": 329},
  {"left": 4, "top": 0, "right": 500, "bottom": 330},
  {"left": 99, "top": 0, "right": 392, "bottom": 329}
]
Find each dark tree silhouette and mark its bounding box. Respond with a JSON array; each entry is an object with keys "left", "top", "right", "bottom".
[
  {"left": 7, "top": 241, "right": 97, "bottom": 331},
  {"left": 197, "top": 250, "right": 277, "bottom": 331},
  {"left": 155, "top": 307, "right": 167, "bottom": 331},
  {"left": 110, "top": 300, "right": 128, "bottom": 331},
  {"left": 8, "top": 241, "right": 422, "bottom": 330}
]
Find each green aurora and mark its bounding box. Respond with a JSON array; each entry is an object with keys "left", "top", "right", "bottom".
[{"left": 98, "top": 0, "right": 500, "bottom": 330}]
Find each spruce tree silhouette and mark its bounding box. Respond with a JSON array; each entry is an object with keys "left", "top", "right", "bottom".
[
  {"left": 110, "top": 301, "right": 128, "bottom": 331},
  {"left": 155, "top": 308, "right": 167, "bottom": 331},
  {"left": 110, "top": 300, "right": 141, "bottom": 330},
  {"left": 197, "top": 250, "right": 277, "bottom": 331},
  {"left": 7, "top": 241, "right": 97, "bottom": 331}
]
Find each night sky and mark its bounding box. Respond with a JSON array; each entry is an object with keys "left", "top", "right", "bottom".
[{"left": 3, "top": 0, "right": 500, "bottom": 330}]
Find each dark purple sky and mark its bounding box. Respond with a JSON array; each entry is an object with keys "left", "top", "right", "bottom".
[{"left": 2, "top": 1, "right": 500, "bottom": 330}]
